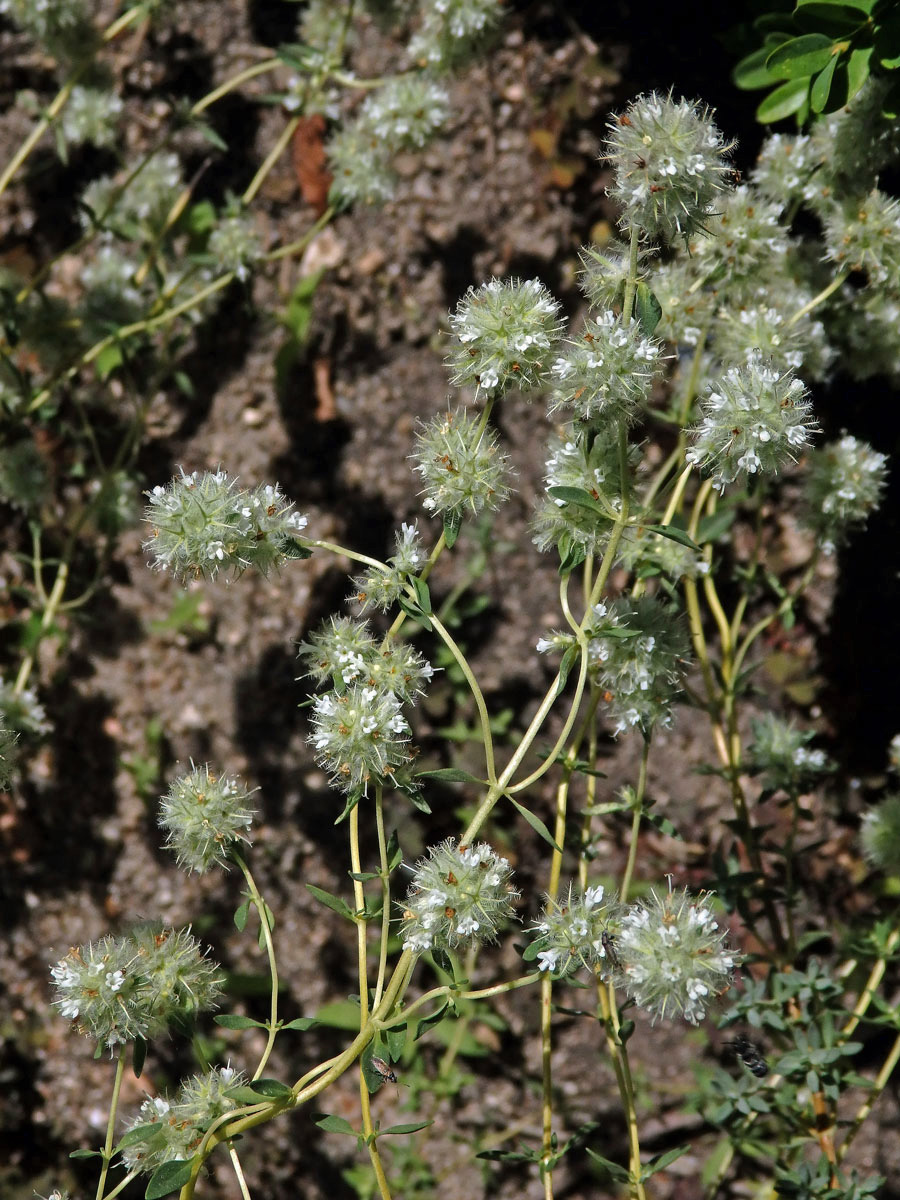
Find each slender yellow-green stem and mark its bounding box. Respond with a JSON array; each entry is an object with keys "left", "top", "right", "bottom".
[
  {"left": 227, "top": 1141, "right": 252, "bottom": 1200},
  {"left": 243, "top": 115, "right": 300, "bottom": 205},
  {"left": 0, "top": 7, "right": 143, "bottom": 200},
  {"left": 377, "top": 969, "right": 541, "bottom": 1031},
  {"left": 785, "top": 269, "right": 848, "bottom": 327},
  {"left": 349, "top": 804, "right": 394, "bottom": 1200},
  {"left": 429, "top": 612, "right": 498, "bottom": 784},
  {"left": 621, "top": 224, "right": 641, "bottom": 323},
  {"left": 310, "top": 539, "right": 388, "bottom": 572},
  {"left": 540, "top": 973, "right": 556, "bottom": 1200},
  {"left": 233, "top": 853, "right": 280, "bottom": 1080},
  {"left": 95, "top": 1046, "right": 128, "bottom": 1200},
  {"left": 597, "top": 982, "right": 646, "bottom": 1200},
  {"left": 619, "top": 734, "right": 651, "bottom": 904},
  {"left": 372, "top": 787, "right": 392, "bottom": 1008},
  {"left": 14, "top": 560, "right": 68, "bottom": 696},
  {"left": 837, "top": 1030, "right": 900, "bottom": 1163},
  {"left": 841, "top": 927, "right": 900, "bottom": 1040},
  {"left": 192, "top": 58, "right": 281, "bottom": 115}
]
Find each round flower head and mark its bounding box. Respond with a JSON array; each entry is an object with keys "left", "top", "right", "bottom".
[
  {"left": 208, "top": 208, "right": 263, "bottom": 281},
  {"left": 747, "top": 714, "right": 832, "bottom": 793},
  {"left": 359, "top": 77, "right": 449, "bottom": 151},
  {"left": 309, "top": 684, "right": 413, "bottom": 794},
  {"left": 710, "top": 302, "right": 830, "bottom": 381},
  {"left": 143, "top": 469, "right": 308, "bottom": 583},
  {"left": 686, "top": 356, "right": 816, "bottom": 493},
  {"left": 298, "top": 616, "right": 433, "bottom": 703},
  {"left": 50, "top": 927, "right": 222, "bottom": 1049},
  {"left": 690, "top": 186, "right": 791, "bottom": 283},
  {"left": 751, "top": 133, "right": 817, "bottom": 211},
  {"left": 802, "top": 435, "right": 888, "bottom": 554},
  {"left": 350, "top": 523, "right": 427, "bottom": 613},
  {"left": 328, "top": 123, "right": 396, "bottom": 208},
  {"left": 159, "top": 764, "right": 256, "bottom": 873},
  {"left": 408, "top": 0, "right": 502, "bottom": 70},
  {"left": 604, "top": 92, "right": 733, "bottom": 244},
  {"left": 650, "top": 257, "right": 717, "bottom": 350},
  {"left": 121, "top": 1064, "right": 246, "bottom": 1176},
  {"left": 400, "top": 839, "right": 517, "bottom": 952},
  {"left": 617, "top": 887, "right": 737, "bottom": 1024},
  {"left": 823, "top": 189, "right": 900, "bottom": 289},
  {"left": 61, "top": 86, "right": 122, "bottom": 148},
  {"left": 860, "top": 794, "right": 900, "bottom": 873},
  {"left": 588, "top": 596, "right": 689, "bottom": 735},
  {"left": 0, "top": 678, "right": 51, "bottom": 737},
  {"left": 549, "top": 311, "right": 663, "bottom": 426},
  {"left": 837, "top": 292, "right": 900, "bottom": 383},
  {"left": 0, "top": 0, "right": 93, "bottom": 58},
  {"left": 527, "top": 882, "right": 622, "bottom": 979},
  {"left": 447, "top": 277, "right": 564, "bottom": 396},
  {"left": 412, "top": 408, "right": 511, "bottom": 519}
]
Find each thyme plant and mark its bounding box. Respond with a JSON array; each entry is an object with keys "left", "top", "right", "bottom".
[{"left": 3, "top": 3, "right": 900, "bottom": 1199}]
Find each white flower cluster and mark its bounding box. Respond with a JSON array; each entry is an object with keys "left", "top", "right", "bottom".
[
  {"left": 400, "top": 839, "right": 517, "bottom": 952},
  {"left": 549, "top": 311, "right": 663, "bottom": 425},
  {"left": 803, "top": 434, "right": 888, "bottom": 554},
  {"left": 529, "top": 883, "right": 621, "bottom": 979}
]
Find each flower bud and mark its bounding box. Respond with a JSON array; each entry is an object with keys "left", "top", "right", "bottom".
[
  {"left": 400, "top": 839, "right": 517, "bottom": 952},
  {"left": 159, "top": 764, "right": 256, "bottom": 873},
  {"left": 351, "top": 523, "right": 428, "bottom": 613},
  {"left": 617, "top": 887, "right": 737, "bottom": 1024},
  {"left": 447, "top": 278, "right": 564, "bottom": 396}
]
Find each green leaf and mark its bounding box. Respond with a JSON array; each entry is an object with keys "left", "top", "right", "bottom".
[
  {"left": 215, "top": 1013, "right": 268, "bottom": 1029},
  {"left": 242, "top": 1077, "right": 293, "bottom": 1100},
  {"left": 639, "top": 523, "right": 701, "bottom": 552},
  {"left": 281, "top": 1016, "right": 319, "bottom": 1031},
  {"left": 442, "top": 508, "right": 462, "bottom": 549},
  {"left": 397, "top": 595, "right": 433, "bottom": 631},
  {"left": 192, "top": 120, "right": 228, "bottom": 153},
  {"left": 385, "top": 1024, "right": 407, "bottom": 1061},
  {"left": 634, "top": 282, "right": 662, "bottom": 335},
  {"left": 554, "top": 644, "right": 581, "bottom": 698},
  {"left": 795, "top": 1, "right": 871, "bottom": 35},
  {"left": 509, "top": 796, "right": 563, "bottom": 854},
  {"left": 145, "top": 1158, "right": 196, "bottom": 1199},
  {"left": 411, "top": 575, "right": 432, "bottom": 614},
  {"left": 585, "top": 1148, "right": 632, "bottom": 1184},
  {"left": 546, "top": 485, "right": 608, "bottom": 519},
  {"left": 314, "top": 1112, "right": 357, "bottom": 1136},
  {"left": 845, "top": 43, "right": 874, "bottom": 98},
  {"left": 69, "top": 1148, "right": 103, "bottom": 1159},
  {"left": 386, "top": 828, "right": 403, "bottom": 871},
  {"left": 306, "top": 883, "right": 354, "bottom": 920},
  {"left": 766, "top": 33, "right": 837, "bottom": 76},
  {"left": 416, "top": 767, "right": 485, "bottom": 784},
  {"left": 117, "top": 1123, "right": 163, "bottom": 1149},
  {"left": 381, "top": 1120, "right": 433, "bottom": 1135},
  {"left": 415, "top": 1002, "right": 450, "bottom": 1041},
  {"left": 132, "top": 1036, "right": 147, "bottom": 1079},
  {"left": 811, "top": 49, "right": 840, "bottom": 109},
  {"left": 281, "top": 271, "right": 323, "bottom": 342},
  {"left": 234, "top": 899, "right": 250, "bottom": 931},
  {"left": 696, "top": 508, "right": 736, "bottom": 543},
  {"left": 756, "top": 76, "right": 811, "bottom": 121},
  {"left": 95, "top": 343, "right": 124, "bottom": 379},
  {"left": 733, "top": 42, "right": 793, "bottom": 89},
  {"left": 619, "top": 1019, "right": 635, "bottom": 1043},
  {"left": 641, "top": 1145, "right": 691, "bottom": 1180}
]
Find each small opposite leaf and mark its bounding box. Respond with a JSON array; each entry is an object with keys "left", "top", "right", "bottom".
[
  {"left": 281, "top": 1016, "right": 319, "bottom": 1031},
  {"left": 132, "top": 1036, "right": 147, "bottom": 1079},
  {"left": 215, "top": 1014, "right": 267, "bottom": 1030},
  {"left": 554, "top": 644, "right": 581, "bottom": 698},
  {"left": 640, "top": 523, "right": 701, "bottom": 552},
  {"left": 117, "top": 1123, "right": 163, "bottom": 1149},
  {"left": 585, "top": 1149, "right": 632, "bottom": 1184},
  {"left": 381, "top": 1120, "right": 433, "bottom": 1135},
  {"left": 547, "top": 485, "right": 608, "bottom": 519},
  {"left": 145, "top": 1158, "right": 196, "bottom": 1199},
  {"left": 641, "top": 1145, "right": 691, "bottom": 1180},
  {"left": 234, "top": 900, "right": 250, "bottom": 931},
  {"left": 443, "top": 508, "right": 462, "bottom": 549},
  {"left": 509, "top": 796, "right": 563, "bottom": 854},
  {"left": 306, "top": 883, "right": 354, "bottom": 920},
  {"left": 416, "top": 767, "right": 485, "bottom": 784},
  {"left": 69, "top": 1148, "right": 103, "bottom": 1160},
  {"left": 314, "top": 1112, "right": 357, "bottom": 1136},
  {"left": 411, "top": 575, "right": 432, "bottom": 614},
  {"left": 733, "top": 43, "right": 793, "bottom": 89}
]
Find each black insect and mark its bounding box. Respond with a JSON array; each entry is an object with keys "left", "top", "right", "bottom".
[
  {"left": 601, "top": 930, "right": 622, "bottom": 972},
  {"left": 729, "top": 1035, "right": 769, "bottom": 1078}
]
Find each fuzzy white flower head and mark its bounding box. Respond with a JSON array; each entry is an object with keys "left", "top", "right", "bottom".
[
  {"left": 528, "top": 882, "right": 622, "bottom": 979},
  {"left": 617, "top": 887, "right": 737, "bottom": 1024}
]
